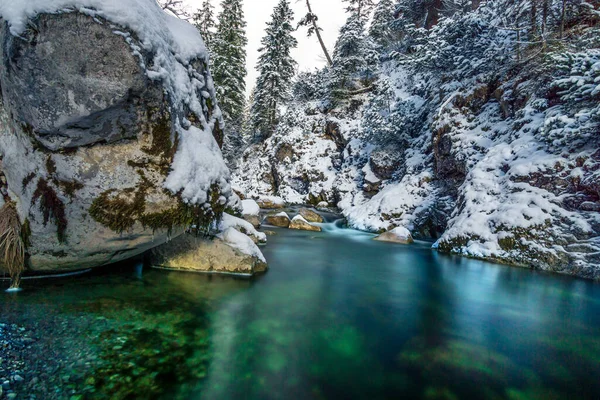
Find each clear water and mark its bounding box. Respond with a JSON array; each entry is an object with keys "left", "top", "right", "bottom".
[{"left": 2, "top": 223, "right": 600, "bottom": 399}]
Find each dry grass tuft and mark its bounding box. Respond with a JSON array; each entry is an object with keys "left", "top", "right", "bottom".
[{"left": 0, "top": 202, "right": 25, "bottom": 289}]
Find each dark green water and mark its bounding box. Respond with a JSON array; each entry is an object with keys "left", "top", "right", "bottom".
[{"left": 2, "top": 224, "right": 600, "bottom": 399}]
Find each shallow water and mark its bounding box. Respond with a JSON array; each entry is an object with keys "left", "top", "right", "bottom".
[{"left": 2, "top": 224, "right": 600, "bottom": 399}]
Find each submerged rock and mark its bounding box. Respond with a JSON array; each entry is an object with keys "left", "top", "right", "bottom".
[
  {"left": 150, "top": 232, "right": 267, "bottom": 275},
  {"left": 0, "top": 3, "right": 232, "bottom": 272},
  {"left": 374, "top": 227, "right": 414, "bottom": 244},
  {"left": 299, "top": 208, "right": 324, "bottom": 223},
  {"left": 289, "top": 215, "right": 322, "bottom": 232},
  {"left": 264, "top": 212, "right": 291, "bottom": 228}
]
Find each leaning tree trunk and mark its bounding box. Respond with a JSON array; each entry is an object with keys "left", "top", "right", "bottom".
[{"left": 306, "top": 0, "right": 333, "bottom": 67}]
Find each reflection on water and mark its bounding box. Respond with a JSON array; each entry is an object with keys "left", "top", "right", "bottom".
[{"left": 2, "top": 226, "right": 600, "bottom": 399}]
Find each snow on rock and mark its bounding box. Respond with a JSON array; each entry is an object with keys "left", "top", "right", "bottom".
[
  {"left": 289, "top": 215, "right": 321, "bottom": 232},
  {"left": 164, "top": 125, "right": 230, "bottom": 205},
  {"left": 1, "top": 0, "right": 228, "bottom": 205},
  {"left": 374, "top": 227, "right": 414, "bottom": 244},
  {"left": 263, "top": 212, "right": 291, "bottom": 228},
  {"left": 218, "top": 227, "right": 266, "bottom": 263},
  {"left": 219, "top": 213, "right": 266, "bottom": 244},
  {"left": 241, "top": 199, "right": 260, "bottom": 216},
  {"left": 256, "top": 195, "right": 286, "bottom": 209}
]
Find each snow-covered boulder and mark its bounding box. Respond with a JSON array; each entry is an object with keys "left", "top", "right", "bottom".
[
  {"left": 263, "top": 212, "right": 291, "bottom": 228},
  {"left": 298, "top": 208, "right": 324, "bottom": 223},
  {"left": 150, "top": 230, "right": 267, "bottom": 276},
  {"left": 241, "top": 199, "right": 261, "bottom": 228},
  {"left": 256, "top": 196, "right": 285, "bottom": 209},
  {"left": 241, "top": 199, "right": 260, "bottom": 216},
  {"left": 219, "top": 213, "right": 266, "bottom": 244},
  {"left": 0, "top": 1, "right": 232, "bottom": 272},
  {"left": 374, "top": 227, "right": 414, "bottom": 245},
  {"left": 289, "top": 215, "right": 321, "bottom": 232}
]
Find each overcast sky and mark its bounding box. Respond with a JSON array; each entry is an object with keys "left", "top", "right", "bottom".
[{"left": 184, "top": 0, "right": 347, "bottom": 95}]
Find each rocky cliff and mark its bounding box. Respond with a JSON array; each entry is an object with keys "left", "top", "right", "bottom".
[{"left": 0, "top": 0, "right": 235, "bottom": 273}]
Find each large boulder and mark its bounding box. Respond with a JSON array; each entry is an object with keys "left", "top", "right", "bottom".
[
  {"left": 298, "top": 208, "right": 324, "bottom": 223},
  {"left": 289, "top": 215, "right": 321, "bottom": 232},
  {"left": 374, "top": 227, "right": 414, "bottom": 245},
  {"left": 0, "top": 3, "right": 232, "bottom": 272},
  {"left": 264, "top": 212, "right": 291, "bottom": 228},
  {"left": 241, "top": 199, "right": 261, "bottom": 228},
  {"left": 256, "top": 196, "right": 285, "bottom": 209},
  {"left": 150, "top": 230, "right": 267, "bottom": 276}
]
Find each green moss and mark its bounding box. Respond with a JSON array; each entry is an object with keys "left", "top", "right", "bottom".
[
  {"left": 89, "top": 187, "right": 148, "bottom": 234},
  {"left": 32, "top": 179, "right": 67, "bottom": 243},
  {"left": 89, "top": 177, "right": 226, "bottom": 236},
  {"left": 57, "top": 179, "right": 84, "bottom": 199},
  {"left": 127, "top": 159, "right": 148, "bottom": 169},
  {"left": 142, "top": 116, "right": 172, "bottom": 158}
]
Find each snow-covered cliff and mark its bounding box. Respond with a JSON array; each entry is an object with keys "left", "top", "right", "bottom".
[{"left": 233, "top": 1, "right": 600, "bottom": 279}]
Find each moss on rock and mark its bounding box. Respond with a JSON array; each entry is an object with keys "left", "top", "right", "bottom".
[{"left": 32, "top": 178, "right": 68, "bottom": 243}]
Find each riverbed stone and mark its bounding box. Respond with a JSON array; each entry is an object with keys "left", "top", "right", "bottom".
[
  {"left": 374, "top": 227, "right": 414, "bottom": 244},
  {"left": 299, "top": 208, "right": 324, "bottom": 223},
  {"left": 289, "top": 215, "right": 322, "bottom": 232},
  {"left": 150, "top": 233, "right": 267, "bottom": 275},
  {"left": 264, "top": 212, "right": 291, "bottom": 228}
]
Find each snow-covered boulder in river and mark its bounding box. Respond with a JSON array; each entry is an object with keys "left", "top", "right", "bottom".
[
  {"left": 0, "top": 0, "right": 234, "bottom": 272},
  {"left": 374, "top": 227, "right": 414, "bottom": 245}
]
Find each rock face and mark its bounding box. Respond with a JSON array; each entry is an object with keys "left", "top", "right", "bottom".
[
  {"left": 150, "top": 233, "right": 267, "bottom": 275},
  {"left": 374, "top": 227, "right": 414, "bottom": 245},
  {"left": 299, "top": 208, "right": 324, "bottom": 223},
  {"left": 0, "top": 4, "right": 232, "bottom": 272},
  {"left": 264, "top": 212, "right": 291, "bottom": 228},
  {"left": 289, "top": 215, "right": 322, "bottom": 232}
]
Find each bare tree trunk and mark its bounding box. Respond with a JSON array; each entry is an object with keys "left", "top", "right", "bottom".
[{"left": 306, "top": 0, "right": 333, "bottom": 66}]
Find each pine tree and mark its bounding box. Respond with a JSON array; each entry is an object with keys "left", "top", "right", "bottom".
[
  {"left": 369, "top": 0, "right": 397, "bottom": 49},
  {"left": 330, "top": 11, "right": 379, "bottom": 98},
  {"left": 211, "top": 0, "right": 248, "bottom": 124},
  {"left": 342, "top": 0, "right": 376, "bottom": 20},
  {"left": 193, "top": 0, "right": 217, "bottom": 49},
  {"left": 251, "top": 0, "right": 298, "bottom": 138}
]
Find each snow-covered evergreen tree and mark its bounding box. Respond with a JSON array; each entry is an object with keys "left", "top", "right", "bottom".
[
  {"left": 211, "top": 0, "right": 247, "bottom": 124},
  {"left": 251, "top": 0, "right": 298, "bottom": 138},
  {"left": 342, "top": 0, "right": 376, "bottom": 20},
  {"left": 329, "top": 12, "right": 379, "bottom": 99},
  {"left": 368, "top": 0, "right": 397, "bottom": 50},
  {"left": 193, "top": 0, "right": 217, "bottom": 49}
]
